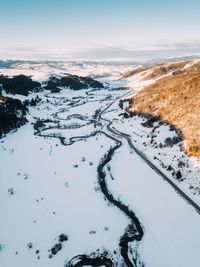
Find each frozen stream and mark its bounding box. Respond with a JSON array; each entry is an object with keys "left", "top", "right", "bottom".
[{"left": 1, "top": 83, "right": 200, "bottom": 267}]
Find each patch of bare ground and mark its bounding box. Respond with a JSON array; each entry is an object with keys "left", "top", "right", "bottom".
[{"left": 128, "top": 60, "right": 200, "bottom": 158}]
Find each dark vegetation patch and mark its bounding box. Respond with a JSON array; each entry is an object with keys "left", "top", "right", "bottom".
[
  {"left": 51, "top": 243, "right": 62, "bottom": 255},
  {"left": 0, "top": 74, "right": 41, "bottom": 96},
  {"left": 33, "top": 119, "right": 57, "bottom": 131},
  {"left": 160, "top": 136, "right": 182, "bottom": 148},
  {"left": 119, "top": 103, "right": 186, "bottom": 183},
  {"left": 45, "top": 74, "right": 104, "bottom": 92},
  {"left": 121, "top": 106, "right": 183, "bottom": 147},
  {"left": 34, "top": 120, "right": 45, "bottom": 131},
  {"left": 141, "top": 115, "right": 160, "bottom": 128},
  {"left": 175, "top": 170, "right": 182, "bottom": 181},
  {"left": 59, "top": 234, "right": 68, "bottom": 242},
  {"left": 119, "top": 98, "right": 132, "bottom": 110},
  {"left": 65, "top": 250, "right": 114, "bottom": 267},
  {"left": 0, "top": 96, "right": 28, "bottom": 137},
  {"left": 49, "top": 234, "right": 68, "bottom": 259},
  {"left": 24, "top": 95, "right": 42, "bottom": 106}
]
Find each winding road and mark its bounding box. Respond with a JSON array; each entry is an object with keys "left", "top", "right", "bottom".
[
  {"left": 35, "top": 88, "right": 200, "bottom": 267},
  {"left": 100, "top": 97, "right": 200, "bottom": 215}
]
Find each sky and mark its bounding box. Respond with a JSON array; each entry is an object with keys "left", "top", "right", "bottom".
[{"left": 0, "top": 0, "right": 200, "bottom": 60}]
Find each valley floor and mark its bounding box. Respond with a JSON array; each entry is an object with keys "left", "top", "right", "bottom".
[{"left": 0, "top": 61, "right": 200, "bottom": 267}]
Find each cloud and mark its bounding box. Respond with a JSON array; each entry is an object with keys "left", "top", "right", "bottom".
[
  {"left": 0, "top": 41, "right": 200, "bottom": 61},
  {"left": 74, "top": 42, "right": 200, "bottom": 61}
]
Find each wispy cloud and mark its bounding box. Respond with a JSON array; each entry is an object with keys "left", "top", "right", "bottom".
[{"left": 0, "top": 41, "right": 200, "bottom": 61}]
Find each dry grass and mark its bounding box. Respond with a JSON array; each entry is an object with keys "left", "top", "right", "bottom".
[
  {"left": 122, "top": 60, "right": 193, "bottom": 81},
  {"left": 121, "top": 63, "right": 165, "bottom": 79},
  {"left": 128, "top": 61, "right": 200, "bottom": 157},
  {"left": 142, "top": 61, "right": 191, "bottom": 80}
]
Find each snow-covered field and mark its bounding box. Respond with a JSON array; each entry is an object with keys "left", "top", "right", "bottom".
[
  {"left": 105, "top": 98, "right": 200, "bottom": 205},
  {"left": 1, "top": 61, "right": 200, "bottom": 267}
]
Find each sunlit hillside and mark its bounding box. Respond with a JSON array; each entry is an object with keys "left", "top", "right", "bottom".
[{"left": 128, "top": 60, "right": 200, "bottom": 158}]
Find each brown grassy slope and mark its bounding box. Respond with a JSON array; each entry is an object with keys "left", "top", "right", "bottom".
[
  {"left": 121, "top": 63, "right": 165, "bottom": 79},
  {"left": 128, "top": 64, "right": 200, "bottom": 157},
  {"left": 122, "top": 61, "right": 191, "bottom": 80},
  {"left": 142, "top": 60, "right": 192, "bottom": 80}
]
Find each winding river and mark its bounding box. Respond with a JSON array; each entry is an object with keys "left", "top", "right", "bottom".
[{"left": 35, "top": 90, "right": 144, "bottom": 267}]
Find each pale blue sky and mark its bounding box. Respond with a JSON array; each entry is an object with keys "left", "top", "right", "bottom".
[{"left": 0, "top": 0, "right": 200, "bottom": 59}]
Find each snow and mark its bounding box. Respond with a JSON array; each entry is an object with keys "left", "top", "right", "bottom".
[
  {"left": 0, "top": 125, "right": 129, "bottom": 267},
  {"left": 0, "top": 63, "right": 130, "bottom": 266},
  {"left": 107, "top": 141, "right": 200, "bottom": 267},
  {"left": 1, "top": 60, "right": 200, "bottom": 267},
  {"left": 105, "top": 100, "right": 200, "bottom": 206},
  {"left": 0, "top": 61, "right": 133, "bottom": 83}
]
